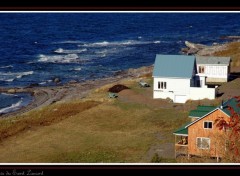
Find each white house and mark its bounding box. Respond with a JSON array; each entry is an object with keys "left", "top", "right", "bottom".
[
  {"left": 153, "top": 54, "right": 218, "bottom": 103},
  {"left": 196, "top": 56, "right": 231, "bottom": 84}
]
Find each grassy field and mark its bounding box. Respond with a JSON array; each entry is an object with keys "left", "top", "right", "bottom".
[{"left": 0, "top": 77, "right": 188, "bottom": 163}]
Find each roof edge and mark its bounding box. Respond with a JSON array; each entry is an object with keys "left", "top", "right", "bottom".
[{"left": 185, "top": 107, "right": 230, "bottom": 128}]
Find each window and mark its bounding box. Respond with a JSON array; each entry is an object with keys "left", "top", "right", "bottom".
[
  {"left": 158, "top": 81, "right": 167, "bottom": 89},
  {"left": 197, "top": 137, "right": 210, "bottom": 149},
  {"left": 164, "top": 82, "right": 166, "bottom": 89},
  {"left": 199, "top": 66, "right": 205, "bottom": 73},
  {"left": 204, "top": 121, "right": 212, "bottom": 129}
]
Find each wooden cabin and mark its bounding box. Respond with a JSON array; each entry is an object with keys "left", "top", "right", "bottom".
[{"left": 173, "top": 97, "right": 240, "bottom": 161}]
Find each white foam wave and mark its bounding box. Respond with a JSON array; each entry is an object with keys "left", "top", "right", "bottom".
[
  {"left": 1, "top": 93, "right": 18, "bottom": 97},
  {"left": 6, "top": 78, "right": 14, "bottom": 82},
  {"left": 0, "top": 71, "right": 33, "bottom": 82},
  {"left": 154, "top": 41, "right": 161, "bottom": 44},
  {"left": 73, "top": 67, "right": 82, "bottom": 71},
  {"left": 16, "top": 71, "right": 34, "bottom": 79},
  {"left": 38, "top": 54, "right": 80, "bottom": 63},
  {"left": 0, "top": 98, "right": 23, "bottom": 114},
  {"left": 95, "top": 49, "right": 108, "bottom": 54},
  {"left": 79, "top": 40, "right": 154, "bottom": 48},
  {"left": 39, "top": 81, "right": 46, "bottom": 85},
  {"left": 54, "top": 48, "right": 87, "bottom": 54},
  {"left": 52, "top": 40, "right": 83, "bottom": 44},
  {"left": 0, "top": 65, "right": 13, "bottom": 69}
]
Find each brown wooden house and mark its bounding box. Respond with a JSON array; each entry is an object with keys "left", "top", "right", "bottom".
[{"left": 173, "top": 97, "right": 240, "bottom": 161}]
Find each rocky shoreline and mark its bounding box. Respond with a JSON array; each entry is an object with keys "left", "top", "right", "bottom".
[
  {"left": 0, "top": 65, "right": 153, "bottom": 118},
  {"left": 1, "top": 37, "right": 239, "bottom": 118},
  {"left": 181, "top": 41, "right": 228, "bottom": 56}
]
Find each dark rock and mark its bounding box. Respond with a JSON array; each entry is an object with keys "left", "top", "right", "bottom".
[
  {"left": 30, "top": 83, "right": 39, "bottom": 87},
  {"left": 53, "top": 78, "right": 61, "bottom": 83},
  {"left": 108, "top": 84, "right": 129, "bottom": 93},
  {"left": 68, "top": 80, "right": 77, "bottom": 84}
]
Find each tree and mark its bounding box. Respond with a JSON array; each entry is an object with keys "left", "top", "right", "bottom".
[{"left": 215, "top": 96, "right": 240, "bottom": 162}]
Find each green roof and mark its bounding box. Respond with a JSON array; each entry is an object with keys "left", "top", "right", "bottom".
[
  {"left": 189, "top": 106, "right": 216, "bottom": 118},
  {"left": 173, "top": 121, "right": 192, "bottom": 136},
  {"left": 174, "top": 98, "right": 240, "bottom": 136},
  {"left": 221, "top": 98, "right": 240, "bottom": 116},
  {"left": 153, "top": 54, "right": 195, "bottom": 78}
]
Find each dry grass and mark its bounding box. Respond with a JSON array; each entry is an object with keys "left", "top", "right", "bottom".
[
  {"left": 214, "top": 42, "right": 240, "bottom": 69},
  {"left": 0, "top": 96, "right": 188, "bottom": 163},
  {"left": 0, "top": 100, "right": 100, "bottom": 141}
]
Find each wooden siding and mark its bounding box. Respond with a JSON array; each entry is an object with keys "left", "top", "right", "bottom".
[{"left": 188, "top": 109, "right": 229, "bottom": 157}]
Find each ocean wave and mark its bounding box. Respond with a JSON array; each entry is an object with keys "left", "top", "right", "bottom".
[
  {"left": 1, "top": 93, "right": 18, "bottom": 97},
  {"left": 0, "top": 71, "right": 34, "bottom": 82},
  {"left": 5, "top": 78, "right": 14, "bottom": 82},
  {"left": 54, "top": 48, "right": 87, "bottom": 54},
  {"left": 16, "top": 71, "right": 34, "bottom": 79},
  {"left": 154, "top": 41, "right": 161, "bottom": 44},
  {"left": 39, "top": 81, "right": 46, "bottom": 85},
  {"left": 78, "top": 40, "right": 158, "bottom": 48},
  {"left": 0, "top": 65, "right": 13, "bottom": 69},
  {"left": 0, "top": 98, "right": 23, "bottom": 114},
  {"left": 73, "top": 67, "right": 82, "bottom": 71},
  {"left": 52, "top": 40, "right": 84, "bottom": 44},
  {"left": 38, "top": 54, "right": 80, "bottom": 63},
  {"left": 39, "top": 80, "right": 53, "bottom": 85}
]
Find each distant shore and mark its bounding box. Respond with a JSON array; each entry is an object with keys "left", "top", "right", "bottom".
[{"left": 0, "top": 65, "right": 153, "bottom": 118}]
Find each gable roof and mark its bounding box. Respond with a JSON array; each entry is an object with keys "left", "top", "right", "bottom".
[
  {"left": 196, "top": 56, "right": 231, "bottom": 65},
  {"left": 186, "top": 97, "right": 240, "bottom": 128},
  {"left": 189, "top": 106, "right": 217, "bottom": 118},
  {"left": 173, "top": 97, "right": 240, "bottom": 134},
  {"left": 153, "top": 54, "right": 195, "bottom": 78}
]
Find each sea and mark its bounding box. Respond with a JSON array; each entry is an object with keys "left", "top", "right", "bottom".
[{"left": 1, "top": 12, "right": 240, "bottom": 114}]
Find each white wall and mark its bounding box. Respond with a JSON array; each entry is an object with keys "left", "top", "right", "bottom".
[
  {"left": 153, "top": 77, "right": 190, "bottom": 95},
  {"left": 197, "top": 65, "right": 228, "bottom": 79},
  {"left": 153, "top": 77, "right": 216, "bottom": 103},
  {"left": 153, "top": 90, "right": 174, "bottom": 100},
  {"left": 153, "top": 77, "right": 191, "bottom": 102},
  {"left": 189, "top": 87, "right": 215, "bottom": 100}
]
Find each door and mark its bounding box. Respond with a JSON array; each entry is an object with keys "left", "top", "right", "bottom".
[{"left": 174, "top": 95, "right": 187, "bottom": 103}]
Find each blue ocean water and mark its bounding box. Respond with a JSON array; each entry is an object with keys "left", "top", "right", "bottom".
[{"left": 0, "top": 13, "right": 240, "bottom": 113}]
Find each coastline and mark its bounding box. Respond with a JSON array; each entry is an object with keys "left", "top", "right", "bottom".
[
  {"left": 0, "top": 40, "right": 239, "bottom": 162},
  {"left": 1, "top": 39, "right": 240, "bottom": 118},
  {"left": 0, "top": 65, "right": 153, "bottom": 118}
]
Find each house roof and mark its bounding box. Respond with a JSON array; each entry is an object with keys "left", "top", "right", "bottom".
[
  {"left": 173, "top": 121, "right": 191, "bottom": 136},
  {"left": 196, "top": 56, "right": 231, "bottom": 65},
  {"left": 174, "top": 97, "right": 240, "bottom": 135},
  {"left": 186, "top": 97, "right": 240, "bottom": 128},
  {"left": 189, "top": 106, "right": 217, "bottom": 118},
  {"left": 153, "top": 54, "right": 195, "bottom": 78},
  {"left": 221, "top": 97, "right": 240, "bottom": 116}
]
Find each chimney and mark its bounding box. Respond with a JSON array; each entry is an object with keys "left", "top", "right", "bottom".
[{"left": 220, "top": 99, "right": 224, "bottom": 109}]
